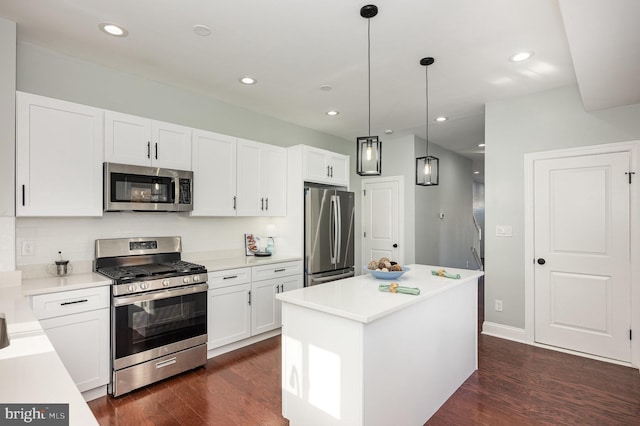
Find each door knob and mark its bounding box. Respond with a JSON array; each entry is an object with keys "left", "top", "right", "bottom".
[
  {"left": 537, "top": 258, "right": 546, "bottom": 265},
  {"left": 393, "top": 244, "right": 398, "bottom": 248}
]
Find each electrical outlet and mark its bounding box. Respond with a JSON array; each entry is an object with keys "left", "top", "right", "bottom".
[
  {"left": 495, "top": 300, "right": 503, "bottom": 312},
  {"left": 22, "top": 240, "right": 35, "bottom": 256}
]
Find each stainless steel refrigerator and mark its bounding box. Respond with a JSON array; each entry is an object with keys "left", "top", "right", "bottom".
[{"left": 304, "top": 186, "right": 355, "bottom": 286}]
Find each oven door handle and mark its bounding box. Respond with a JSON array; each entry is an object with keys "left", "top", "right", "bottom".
[{"left": 112, "top": 283, "right": 209, "bottom": 307}]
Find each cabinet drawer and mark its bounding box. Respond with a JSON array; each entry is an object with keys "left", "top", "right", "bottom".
[
  {"left": 31, "top": 286, "right": 110, "bottom": 320},
  {"left": 207, "top": 267, "right": 251, "bottom": 289},
  {"left": 252, "top": 261, "right": 302, "bottom": 282}
]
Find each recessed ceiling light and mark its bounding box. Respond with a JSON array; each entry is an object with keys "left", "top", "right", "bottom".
[
  {"left": 192, "top": 24, "right": 211, "bottom": 37},
  {"left": 384, "top": 129, "right": 393, "bottom": 134},
  {"left": 326, "top": 110, "right": 339, "bottom": 116},
  {"left": 510, "top": 51, "right": 534, "bottom": 62},
  {"left": 478, "top": 143, "right": 486, "bottom": 147},
  {"left": 99, "top": 23, "right": 128, "bottom": 37},
  {"left": 474, "top": 171, "right": 480, "bottom": 175},
  {"left": 435, "top": 116, "right": 447, "bottom": 122},
  {"left": 239, "top": 76, "right": 256, "bottom": 85},
  {"left": 320, "top": 85, "right": 333, "bottom": 92}
]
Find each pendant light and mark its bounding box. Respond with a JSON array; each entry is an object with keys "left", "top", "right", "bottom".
[
  {"left": 356, "top": 4, "right": 382, "bottom": 176},
  {"left": 416, "top": 57, "right": 439, "bottom": 186}
]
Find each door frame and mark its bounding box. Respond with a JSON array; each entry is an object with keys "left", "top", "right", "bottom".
[
  {"left": 360, "top": 175, "right": 405, "bottom": 269},
  {"left": 524, "top": 140, "right": 640, "bottom": 367}
]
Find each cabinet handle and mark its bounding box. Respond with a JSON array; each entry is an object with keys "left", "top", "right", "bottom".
[
  {"left": 155, "top": 142, "right": 158, "bottom": 160},
  {"left": 265, "top": 198, "right": 269, "bottom": 210},
  {"left": 248, "top": 290, "right": 252, "bottom": 305},
  {"left": 327, "top": 165, "right": 330, "bottom": 177},
  {"left": 60, "top": 299, "right": 88, "bottom": 306},
  {"left": 147, "top": 141, "right": 151, "bottom": 159},
  {"left": 274, "top": 268, "right": 286, "bottom": 273},
  {"left": 261, "top": 198, "right": 264, "bottom": 210},
  {"left": 21, "top": 185, "right": 25, "bottom": 206},
  {"left": 330, "top": 166, "right": 333, "bottom": 177},
  {"left": 233, "top": 196, "right": 237, "bottom": 210},
  {"left": 280, "top": 284, "right": 284, "bottom": 292},
  {"left": 223, "top": 275, "right": 238, "bottom": 280}
]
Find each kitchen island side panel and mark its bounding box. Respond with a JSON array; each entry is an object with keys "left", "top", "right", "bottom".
[
  {"left": 280, "top": 277, "right": 478, "bottom": 425},
  {"left": 362, "top": 277, "right": 478, "bottom": 425},
  {"left": 281, "top": 302, "right": 364, "bottom": 426}
]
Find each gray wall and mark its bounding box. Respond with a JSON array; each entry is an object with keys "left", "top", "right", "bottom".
[
  {"left": 484, "top": 85, "right": 640, "bottom": 328},
  {"left": 414, "top": 137, "right": 474, "bottom": 269},
  {"left": 0, "top": 18, "right": 16, "bottom": 216}
]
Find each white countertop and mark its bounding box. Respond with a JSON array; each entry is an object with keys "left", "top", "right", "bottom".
[
  {"left": 21, "top": 273, "right": 112, "bottom": 296},
  {"left": 276, "top": 264, "right": 484, "bottom": 323},
  {"left": 0, "top": 284, "right": 98, "bottom": 426},
  {"left": 190, "top": 254, "right": 302, "bottom": 272}
]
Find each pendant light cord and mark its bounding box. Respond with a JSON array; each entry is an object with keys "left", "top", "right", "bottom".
[
  {"left": 425, "top": 63, "right": 429, "bottom": 156},
  {"left": 367, "top": 17, "right": 372, "bottom": 137}
]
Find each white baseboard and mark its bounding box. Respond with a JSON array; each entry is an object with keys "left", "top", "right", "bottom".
[
  {"left": 207, "top": 329, "right": 281, "bottom": 359},
  {"left": 82, "top": 385, "right": 107, "bottom": 402},
  {"left": 481, "top": 321, "right": 528, "bottom": 343},
  {"left": 482, "top": 321, "right": 638, "bottom": 370}
]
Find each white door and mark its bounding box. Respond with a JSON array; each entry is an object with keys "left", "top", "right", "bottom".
[
  {"left": 534, "top": 151, "right": 631, "bottom": 362},
  {"left": 362, "top": 177, "right": 403, "bottom": 267}
]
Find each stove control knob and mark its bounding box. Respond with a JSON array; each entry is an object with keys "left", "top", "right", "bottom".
[
  {"left": 162, "top": 280, "right": 170, "bottom": 287},
  {"left": 140, "top": 282, "right": 148, "bottom": 290},
  {"left": 127, "top": 285, "right": 136, "bottom": 293},
  {"left": 183, "top": 276, "right": 191, "bottom": 284},
  {"left": 193, "top": 275, "right": 200, "bottom": 282}
]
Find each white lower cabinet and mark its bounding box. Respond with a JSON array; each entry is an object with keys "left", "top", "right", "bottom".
[
  {"left": 251, "top": 274, "right": 302, "bottom": 335},
  {"left": 206, "top": 260, "right": 302, "bottom": 350},
  {"left": 208, "top": 283, "right": 251, "bottom": 349},
  {"left": 31, "top": 286, "right": 110, "bottom": 394}
]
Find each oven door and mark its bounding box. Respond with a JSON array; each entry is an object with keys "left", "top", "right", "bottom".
[{"left": 112, "top": 283, "right": 207, "bottom": 370}]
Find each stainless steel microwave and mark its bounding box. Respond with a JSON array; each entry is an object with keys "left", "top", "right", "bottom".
[{"left": 104, "top": 163, "right": 193, "bottom": 212}]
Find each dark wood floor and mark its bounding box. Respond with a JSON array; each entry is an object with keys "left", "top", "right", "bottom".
[{"left": 90, "top": 279, "right": 640, "bottom": 425}]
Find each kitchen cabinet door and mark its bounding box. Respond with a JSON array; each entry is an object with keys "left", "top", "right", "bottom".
[
  {"left": 302, "top": 145, "right": 350, "bottom": 187},
  {"left": 191, "top": 130, "right": 237, "bottom": 216},
  {"left": 105, "top": 110, "right": 191, "bottom": 170},
  {"left": 251, "top": 277, "right": 280, "bottom": 335},
  {"left": 251, "top": 273, "right": 303, "bottom": 334},
  {"left": 152, "top": 120, "right": 192, "bottom": 170},
  {"left": 39, "top": 308, "right": 110, "bottom": 393},
  {"left": 16, "top": 92, "right": 104, "bottom": 217},
  {"left": 236, "top": 139, "right": 264, "bottom": 216},
  {"left": 261, "top": 144, "right": 287, "bottom": 216},
  {"left": 237, "top": 138, "right": 287, "bottom": 217},
  {"left": 208, "top": 284, "right": 251, "bottom": 349}
]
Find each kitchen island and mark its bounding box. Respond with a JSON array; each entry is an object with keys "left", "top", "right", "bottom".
[{"left": 276, "top": 264, "right": 483, "bottom": 426}]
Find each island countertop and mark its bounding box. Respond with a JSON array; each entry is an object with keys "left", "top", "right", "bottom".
[{"left": 276, "top": 264, "right": 483, "bottom": 323}]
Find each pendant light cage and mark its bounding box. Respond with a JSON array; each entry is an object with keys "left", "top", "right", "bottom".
[
  {"left": 356, "top": 4, "right": 382, "bottom": 176},
  {"left": 416, "top": 56, "right": 439, "bottom": 186}
]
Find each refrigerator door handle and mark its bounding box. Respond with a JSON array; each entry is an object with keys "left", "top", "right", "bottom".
[
  {"left": 336, "top": 195, "right": 342, "bottom": 264},
  {"left": 330, "top": 195, "right": 338, "bottom": 264}
]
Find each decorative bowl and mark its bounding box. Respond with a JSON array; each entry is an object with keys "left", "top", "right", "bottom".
[{"left": 364, "top": 266, "right": 410, "bottom": 280}]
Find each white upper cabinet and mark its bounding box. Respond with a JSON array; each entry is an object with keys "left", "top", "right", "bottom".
[
  {"left": 16, "top": 92, "right": 104, "bottom": 217},
  {"left": 104, "top": 110, "right": 192, "bottom": 170},
  {"left": 191, "top": 130, "right": 237, "bottom": 216},
  {"left": 302, "top": 145, "right": 349, "bottom": 187},
  {"left": 236, "top": 138, "right": 286, "bottom": 217}
]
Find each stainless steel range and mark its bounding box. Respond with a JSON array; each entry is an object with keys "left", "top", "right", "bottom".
[{"left": 95, "top": 236, "right": 208, "bottom": 397}]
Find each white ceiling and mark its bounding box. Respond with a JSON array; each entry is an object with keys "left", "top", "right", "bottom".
[{"left": 1, "top": 0, "right": 638, "bottom": 182}]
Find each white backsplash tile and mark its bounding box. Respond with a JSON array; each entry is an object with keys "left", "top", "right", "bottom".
[
  {"left": 15, "top": 213, "right": 292, "bottom": 267},
  {"left": 0, "top": 217, "right": 16, "bottom": 271}
]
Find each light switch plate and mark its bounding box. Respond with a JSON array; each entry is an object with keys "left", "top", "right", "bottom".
[{"left": 495, "top": 225, "right": 513, "bottom": 237}]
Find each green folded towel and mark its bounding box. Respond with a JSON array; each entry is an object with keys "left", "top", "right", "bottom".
[
  {"left": 431, "top": 269, "right": 461, "bottom": 279},
  {"left": 378, "top": 283, "right": 421, "bottom": 295}
]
